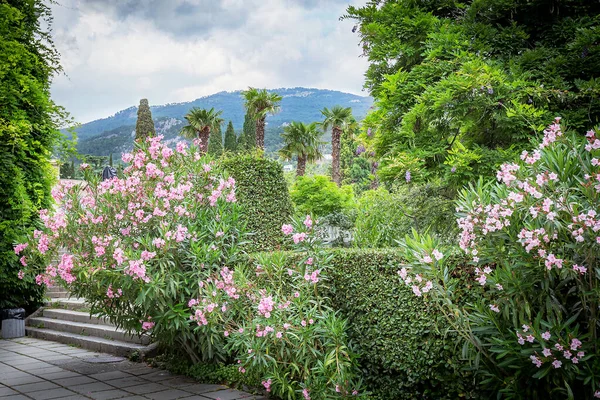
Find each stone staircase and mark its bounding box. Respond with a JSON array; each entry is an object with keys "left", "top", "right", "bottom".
[{"left": 25, "top": 286, "right": 156, "bottom": 357}]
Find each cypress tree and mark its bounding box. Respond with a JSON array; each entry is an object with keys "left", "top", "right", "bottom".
[
  {"left": 239, "top": 112, "right": 256, "bottom": 151},
  {"left": 208, "top": 123, "right": 223, "bottom": 157},
  {"left": 109, "top": 153, "right": 113, "bottom": 167},
  {"left": 135, "top": 99, "right": 155, "bottom": 141},
  {"left": 223, "top": 121, "right": 237, "bottom": 152}
]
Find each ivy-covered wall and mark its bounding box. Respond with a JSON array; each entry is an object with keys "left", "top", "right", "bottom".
[{"left": 222, "top": 153, "right": 293, "bottom": 252}]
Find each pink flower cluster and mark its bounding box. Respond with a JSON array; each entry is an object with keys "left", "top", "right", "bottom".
[
  {"left": 518, "top": 325, "right": 585, "bottom": 369},
  {"left": 304, "top": 269, "right": 320, "bottom": 284},
  {"left": 398, "top": 267, "right": 433, "bottom": 297}
]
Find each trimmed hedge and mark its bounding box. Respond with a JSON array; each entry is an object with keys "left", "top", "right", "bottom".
[
  {"left": 222, "top": 153, "right": 293, "bottom": 252},
  {"left": 254, "top": 248, "right": 480, "bottom": 399}
]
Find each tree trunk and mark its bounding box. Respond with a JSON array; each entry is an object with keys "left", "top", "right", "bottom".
[
  {"left": 256, "top": 116, "right": 265, "bottom": 151},
  {"left": 198, "top": 127, "right": 210, "bottom": 154},
  {"left": 296, "top": 154, "right": 307, "bottom": 177},
  {"left": 331, "top": 126, "right": 342, "bottom": 186}
]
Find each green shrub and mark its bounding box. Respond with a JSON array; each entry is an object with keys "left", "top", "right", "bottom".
[
  {"left": 261, "top": 248, "right": 480, "bottom": 399},
  {"left": 0, "top": 1, "right": 66, "bottom": 312},
  {"left": 354, "top": 184, "right": 456, "bottom": 248},
  {"left": 290, "top": 175, "right": 355, "bottom": 217},
  {"left": 222, "top": 152, "right": 293, "bottom": 252}
]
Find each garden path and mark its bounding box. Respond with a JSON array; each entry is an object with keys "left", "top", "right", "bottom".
[{"left": 0, "top": 337, "right": 262, "bottom": 400}]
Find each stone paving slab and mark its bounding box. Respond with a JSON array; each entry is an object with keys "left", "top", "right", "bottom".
[{"left": 0, "top": 338, "right": 264, "bottom": 399}]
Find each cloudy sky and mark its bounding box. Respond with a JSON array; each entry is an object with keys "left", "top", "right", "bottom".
[{"left": 49, "top": 0, "right": 369, "bottom": 124}]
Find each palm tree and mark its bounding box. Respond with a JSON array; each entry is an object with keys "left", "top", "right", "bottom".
[
  {"left": 321, "top": 106, "right": 353, "bottom": 186},
  {"left": 180, "top": 107, "right": 223, "bottom": 154},
  {"left": 242, "top": 88, "right": 282, "bottom": 151},
  {"left": 279, "top": 122, "right": 324, "bottom": 177}
]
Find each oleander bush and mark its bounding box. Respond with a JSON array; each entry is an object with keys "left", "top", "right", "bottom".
[
  {"left": 17, "top": 140, "right": 364, "bottom": 399},
  {"left": 398, "top": 119, "right": 600, "bottom": 398}
]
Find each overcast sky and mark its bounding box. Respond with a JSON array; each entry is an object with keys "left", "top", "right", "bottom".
[{"left": 49, "top": 0, "right": 369, "bottom": 124}]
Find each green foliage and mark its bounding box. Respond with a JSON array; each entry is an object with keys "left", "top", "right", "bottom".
[
  {"left": 223, "top": 121, "right": 237, "bottom": 152},
  {"left": 270, "top": 248, "right": 480, "bottom": 399},
  {"left": 279, "top": 122, "right": 324, "bottom": 176},
  {"left": 321, "top": 106, "right": 354, "bottom": 185},
  {"left": 154, "top": 354, "right": 261, "bottom": 390},
  {"left": 135, "top": 99, "right": 155, "bottom": 141},
  {"left": 345, "top": 0, "right": 600, "bottom": 187},
  {"left": 237, "top": 113, "right": 256, "bottom": 151},
  {"left": 0, "top": 0, "right": 67, "bottom": 311},
  {"left": 242, "top": 87, "right": 283, "bottom": 150},
  {"left": 208, "top": 124, "right": 223, "bottom": 157},
  {"left": 222, "top": 153, "right": 293, "bottom": 252},
  {"left": 180, "top": 107, "right": 223, "bottom": 153},
  {"left": 290, "top": 175, "right": 355, "bottom": 217},
  {"left": 354, "top": 183, "right": 456, "bottom": 248}
]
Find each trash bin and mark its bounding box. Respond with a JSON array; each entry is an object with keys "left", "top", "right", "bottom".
[{"left": 1, "top": 308, "right": 25, "bottom": 339}]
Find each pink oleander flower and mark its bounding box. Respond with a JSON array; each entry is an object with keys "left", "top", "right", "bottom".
[
  {"left": 19, "top": 256, "right": 27, "bottom": 267},
  {"left": 530, "top": 355, "right": 542, "bottom": 368},
  {"left": 432, "top": 249, "right": 443, "bottom": 260},
  {"left": 17, "top": 270, "right": 24, "bottom": 280},
  {"left": 422, "top": 255, "right": 433, "bottom": 264},
  {"left": 543, "top": 348, "right": 552, "bottom": 357},
  {"left": 152, "top": 238, "right": 166, "bottom": 248},
  {"left": 262, "top": 379, "right": 272, "bottom": 393},
  {"left": 141, "top": 321, "right": 155, "bottom": 331},
  {"left": 490, "top": 304, "right": 500, "bottom": 313},
  {"left": 258, "top": 296, "right": 274, "bottom": 318},
  {"left": 302, "top": 388, "right": 311, "bottom": 400},
  {"left": 224, "top": 330, "right": 229, "bottom": 337},
  {"left": 303, "top": 215, "right": 313, "bottom": 229},
  {"left": 14, "top": 243, "right": 28, "bottom": 255},
  {"left": 552, "top": 359, "right": 562, "bottom": 369},
  {"left": 215, "top": 231, "right": 224, "bottom": 237},
  {"left": 281, "top": 224, "right": 293, "bottom": 235},
  {"left": 292, "top": 232, "right": 307, "bottom": 244},
  {"left": 541, "top": 331, "right": 551, "bottom": 341}
]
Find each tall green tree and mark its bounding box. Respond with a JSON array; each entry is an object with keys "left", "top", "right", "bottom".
[
  {"left": 223, "top": 121, "right": 237, "bottom": 152},
  {"left": 344, "top": 0, "right": 600, "bottom": 187},
  {"left": 279, "top": 122, "right": 324, "bottom": 176},
  {"left": 241, "top": 87, "right": 282, "bottom": 151},
  {"left": 321, "top": 106, "right": 353, "bottom": 186},
  {"left": 135, "top": 99, "right": 155, "bottom": 141},
  {"left": 180, "top": 107, "right": 223, "bottom": 154},
  {"left": 207, "top": 123, "right": 223, "bottom": 157},
  {"left": 238, "top": 112, "right": 256, "bottom": 151},
  {"left": 0, "top": 0, "right": 68, "bottom": 310}
]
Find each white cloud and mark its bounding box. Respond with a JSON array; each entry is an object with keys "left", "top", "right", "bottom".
[{"left": 49, "top": 0, "right": 368, "bottom": 123}]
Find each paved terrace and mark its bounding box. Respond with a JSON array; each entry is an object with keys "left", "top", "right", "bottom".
[{"left": 0, "top": 338, "right": 263, "bottom": 400}]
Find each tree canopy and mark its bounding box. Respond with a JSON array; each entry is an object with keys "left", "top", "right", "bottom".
[{"left": 344, "top": 0, "right": 600, "bottom": 188}]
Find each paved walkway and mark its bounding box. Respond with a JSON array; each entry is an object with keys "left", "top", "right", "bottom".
[{"left": 0, "top": 338, "right": 262, "bottom": 400}]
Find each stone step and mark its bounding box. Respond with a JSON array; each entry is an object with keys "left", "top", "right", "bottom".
[
  {"left": 47, "top": 291, "right": 71, "bottom": 299},
  {"left": 45, "top": 298, "right": 88, "bottom": 311},
  {"left": 42, "top": 308, "right": 109, "bottom": 326},
  {"left": 27, "top": 317, "right": 150, "bottom": 345},
  {"left": 25, "top": 327, "right": 156, "bottom": 358},
  {"left": 46, "top": 286, "right": 66, "bottom": 293}
]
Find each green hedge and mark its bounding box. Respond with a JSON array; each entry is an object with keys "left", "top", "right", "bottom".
[
  {"left": 1, "top": 1, "right": 62, "bottom": 313},
  {"left": 222, "top": 153, "right": 293, "bottom": 252},
  {"left": 254, "top": 248, "right": 480, "bottom": 399}
]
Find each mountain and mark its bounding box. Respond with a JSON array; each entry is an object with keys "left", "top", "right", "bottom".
[{"left": 73, "top": 87, "right": 373, "bottom": 157}]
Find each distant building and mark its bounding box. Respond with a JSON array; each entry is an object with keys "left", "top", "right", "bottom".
[{"left": 283, "top": 164, "right": 294, "bottom": 172}]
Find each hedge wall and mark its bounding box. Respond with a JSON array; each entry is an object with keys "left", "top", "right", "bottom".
[
  {"left": 254, "top": 248, "right": 480, "bottom": 399},
  {"left": 222, "top": 153, "right": 293, "bottom": 252}
]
